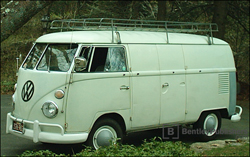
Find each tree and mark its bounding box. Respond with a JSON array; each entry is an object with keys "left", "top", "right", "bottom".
[
  {"left": 212, "top": 1, "right": 228, "bottom": 40},
  {"left": 131, "top": 0, "right": 141, "bottom": 19},
  {"left": 157, "top": 0, "right": 166, "bottom": 21},
  {"left": 1, "top": 1, "right": 52, "bottom": 42}
]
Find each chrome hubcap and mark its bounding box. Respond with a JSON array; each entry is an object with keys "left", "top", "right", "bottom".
[
  {"left": 203, "top": 113, "right": 218, "bottom": 136},
  {"left": 93, "top": 126, "right": 117, "bottom": 149}
]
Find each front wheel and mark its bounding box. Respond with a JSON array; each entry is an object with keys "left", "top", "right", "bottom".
[
  {"left": 193, "top": 111, "right": 221, "bottom": 141},
  {"left": 86, "top": 118, "right": 123, "bottom": 149}
]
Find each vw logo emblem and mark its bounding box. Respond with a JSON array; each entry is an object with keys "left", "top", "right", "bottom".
[{"left": 21, "top": 80, "right": 34, "bottom": 102}]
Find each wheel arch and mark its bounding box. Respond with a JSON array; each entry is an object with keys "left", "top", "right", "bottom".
[
  {"left": 193, "top": 109, "right": 222, "bottom": 141},
  {"left": 217, "top": 108, "right": 230, "bottom": 119},
  {"left": 195, "top": 108, "right": 228, "bottom": 123},
  {"left": 92, "top": 113, "right": 126, "bottom": 134}
]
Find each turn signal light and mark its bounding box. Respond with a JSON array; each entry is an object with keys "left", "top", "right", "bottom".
[{"left": 54, "top": 89, "right": 64, "bottom": 99}]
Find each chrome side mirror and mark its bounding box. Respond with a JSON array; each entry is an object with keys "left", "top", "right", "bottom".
[{"left": 74, "top": 57, "right": 87, "bottom": 72}]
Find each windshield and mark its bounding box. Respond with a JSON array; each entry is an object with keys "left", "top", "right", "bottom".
[
  {"left": 22, "top": 43, "right": 47, "bottom": 69},
  {"left": 23, "top": 43, "right": 78, "bottom": 72}
]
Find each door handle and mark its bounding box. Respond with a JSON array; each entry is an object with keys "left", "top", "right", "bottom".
[
  {"left": 120, "top": 85, "right": 130, "bottom": 90},
  {"left": 162, "top": 83, "right": 169, "bottom": 88}
]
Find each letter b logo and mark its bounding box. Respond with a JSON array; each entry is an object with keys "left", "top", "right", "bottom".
[
  {"left": 168, "top": 128, "right": 175, "bottom": 136},
  {"left": 162, "top": 124, "right": 179, "bottom": 140}
]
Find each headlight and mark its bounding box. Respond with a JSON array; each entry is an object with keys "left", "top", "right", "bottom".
[{"left": 42, "top": 101, "right": 58, "bottom": 118}]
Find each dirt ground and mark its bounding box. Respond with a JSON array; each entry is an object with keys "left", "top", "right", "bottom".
[{"left": 190, "top": 137, "right": 249, "bottom": 153}]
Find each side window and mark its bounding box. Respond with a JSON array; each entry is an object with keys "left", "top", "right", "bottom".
[
  {"left": 76, "top": 46, "right": 92, "bottom": 72},
  {"left": 89, "top": 47, "right": 127, "bottom": 72},
  {"left": 104, "top": 47, "right": 127, "bottom": 72},
  {"left": 90, "top": 47, "right": 108, "bottom": 72}
]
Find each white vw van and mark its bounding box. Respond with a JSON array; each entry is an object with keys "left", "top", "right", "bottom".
[{"left": 6, "top": 18, "right": 242, "bottom": 149}]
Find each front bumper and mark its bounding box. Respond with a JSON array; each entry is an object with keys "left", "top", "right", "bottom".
[{"left": 6, "top": 113, "right": 88, "bottom": 144}]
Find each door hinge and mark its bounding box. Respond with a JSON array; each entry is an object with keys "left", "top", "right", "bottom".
[
  {"left": 69, "top": 73, "right": 73, "bottom": 84},
  {"left": 130, "top": 117, "right": 132, "bottom": 121},
  {"left": 65, "top": 123, "right": 68, "bottom": 129}
]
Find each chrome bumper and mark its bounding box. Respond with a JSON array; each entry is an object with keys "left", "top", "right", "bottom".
[
  {"left": 6, "top": 113, "right": 88, "bottom": 144},
  {"left": 230, "top": 105, "right": 243, "bottom": 122}
]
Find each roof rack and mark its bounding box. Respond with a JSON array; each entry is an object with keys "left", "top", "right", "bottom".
[{"left": 50, "top": 18, "right": 218, "bottom": 44}]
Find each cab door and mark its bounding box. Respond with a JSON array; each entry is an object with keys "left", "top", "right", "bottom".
[{"left": 65, "top": 45, "right": 131, "bottom": 132}]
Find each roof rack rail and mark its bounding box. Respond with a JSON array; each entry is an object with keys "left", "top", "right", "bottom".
[{"left": 50, "top": 18, "right": 218, "bottom": 44}]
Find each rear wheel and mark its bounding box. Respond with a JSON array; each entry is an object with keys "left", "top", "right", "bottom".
[
  {"left": 193, "top": 111, "right": 221, "bottom": 141},
  {"left": 86, "top": 118, "right": 123, "bottom": 149}
]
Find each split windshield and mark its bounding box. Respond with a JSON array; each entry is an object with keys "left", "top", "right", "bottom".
[{"left": 23, "top": 43, "right": 78, "bottom": 72}]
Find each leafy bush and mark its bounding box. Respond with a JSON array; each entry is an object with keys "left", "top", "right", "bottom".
[
  {"left": 75, "top": 138, "right": 199, "bottom": 156},
  {"left": 20, "top": 150, "right": 63, "bottom": 157},
  {"left": 19, "top": 137, "right": 199, "bottom": 156}
]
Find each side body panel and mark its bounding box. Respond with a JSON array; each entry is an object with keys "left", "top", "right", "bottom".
[
  {"left": 66, "top": 73, "right": 131, "bottom": 132},
  {"left": 183, "top": 45, "right": 236, "bottom": 122}
]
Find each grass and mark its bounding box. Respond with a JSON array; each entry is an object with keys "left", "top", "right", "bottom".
[{"left": 1, "top": 81, "right": 16, "bottom": 94}]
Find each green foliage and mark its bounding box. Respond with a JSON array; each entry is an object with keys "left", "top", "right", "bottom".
[
  {"left": 1, "top": 81, "right": 15, "bottom": 94},
  {"left": 74, "top": 138, "right": 198, "bottom": 156},
  {"left": 19, "top": 149, "right": 67, "bottom": 157},
  {"left": 18, "top": 138, "right": 250, "bottom": 156},
  {"left": 19, "top": 137, "right": 199, "bottom": 156}
]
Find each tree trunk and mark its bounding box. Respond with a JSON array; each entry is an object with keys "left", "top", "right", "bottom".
[
  {"left": 131, "top": 1, "right": 141, "bottom": 19},
  {"left": 212, "top": 1, "right": 228, "bottom": 40},
  {"left": 1, "top": 1, "right": 53, "bottom": 42},
  {"left": 157, "top": 0, "right": 166, "bottom": 21}
]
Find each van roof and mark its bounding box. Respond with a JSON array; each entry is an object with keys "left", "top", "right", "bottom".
[{"left": 36, "top": 31, "right": 228, "bottom": 45}]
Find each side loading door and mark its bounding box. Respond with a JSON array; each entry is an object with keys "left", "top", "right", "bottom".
[
  {"left": 65, "top": 45, "right": 131, "bottom": 132},
  {"left": 128, "top": 44, "right": 161, "bottom": 128},
  {"left": 157, "top": 45, "right": 186, "bottom": 124}
]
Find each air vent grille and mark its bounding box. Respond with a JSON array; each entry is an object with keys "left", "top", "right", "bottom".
[{"left": 218, "top": 73, "right": 229, "bottom": 94}]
